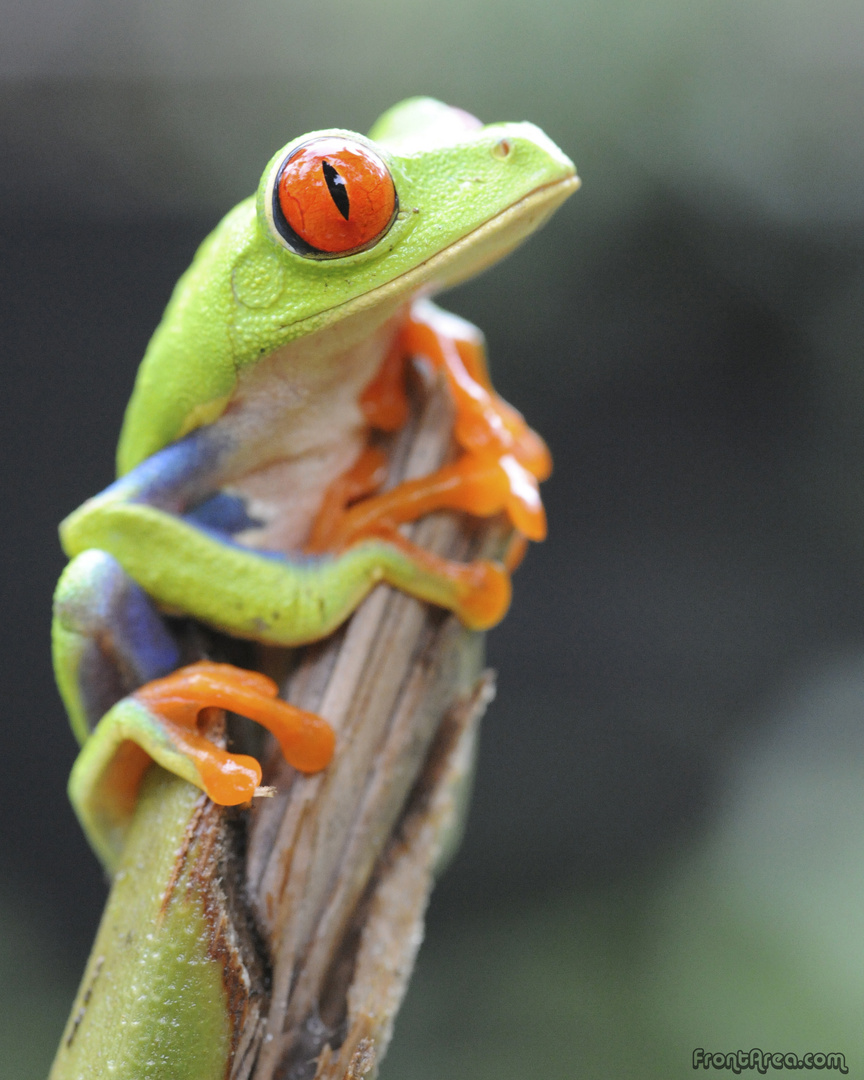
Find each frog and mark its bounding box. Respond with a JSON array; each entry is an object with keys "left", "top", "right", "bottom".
[{"left": 51, "top": 95, "right": 579, "bottom": 874}]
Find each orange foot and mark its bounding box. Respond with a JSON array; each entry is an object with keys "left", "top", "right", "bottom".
[
  {"left": 312, "top": 298, "right": 551, "bottom": 553},
  {"left": 309, "top": 451, "right": 545, "bottom": 554},
  {"left": 134, "top": 661, "right": 335, "bottom": 805}
]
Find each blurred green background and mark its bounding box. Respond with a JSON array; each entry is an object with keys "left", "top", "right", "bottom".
[{"left": 2, "top": 0, "right": 864, "bottom": 1076}]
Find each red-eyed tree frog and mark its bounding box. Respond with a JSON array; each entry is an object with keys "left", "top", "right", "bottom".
[
  {"left": 49, "top": 99, "right": 578, "bottom": 1080},
  {"left": 52, "top": 96, "right": 577, "bottom": 873}
]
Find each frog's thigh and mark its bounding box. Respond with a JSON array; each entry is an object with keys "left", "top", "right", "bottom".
[
  {"left": 68, "top": 696, "right": 202, "bottom": 871},
  {"left": 326, "top": 535, "right": 511, "bottom": 632},
  {"left": 53, "top": 550, "right": 180, "bottom": 744}
]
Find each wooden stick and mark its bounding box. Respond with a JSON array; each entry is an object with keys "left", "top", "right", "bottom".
[{"left": 237, "top": 378, "right": 504, "bottom": 1080}]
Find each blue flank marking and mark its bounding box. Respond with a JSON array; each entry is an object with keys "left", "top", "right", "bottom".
[
  {"left": 111, "top": 573, "right": 181, "bottom": 682},
  {"left": 184, "top": 491, "right": 263, "bottom": 535},
  {"left": 101, "top": 423, "right": 333, "bottom": 567},
  {"left": 185, "top": 521, "right": 328, "bottom": 565},
  {"left": 104, "top": 425, "right": 233, "bottom": 510}
]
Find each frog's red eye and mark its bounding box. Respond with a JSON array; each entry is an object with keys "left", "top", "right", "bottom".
[{"left": 272, "top": 138, "right": 398, "bottom": 258}]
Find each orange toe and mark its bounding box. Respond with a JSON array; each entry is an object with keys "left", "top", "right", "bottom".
[
  {"left": 134, "top": 661, "right": 336, "bottom": 804},
  {"left": 456, "top": 560, "right": 512, "bottom": 630}
]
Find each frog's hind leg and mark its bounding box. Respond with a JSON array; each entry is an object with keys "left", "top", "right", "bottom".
[
  {"left": 320, "top": 530, "right": 512, "bottom": 631},
  {"left": 53, "top": 549, "right": 182, "bottom": 746},
  {"left": 70, "top": 661, "right": 335, "bottom": 870},
  {"left": 54, "top": 552, "right": 337, "bottom": 869}
]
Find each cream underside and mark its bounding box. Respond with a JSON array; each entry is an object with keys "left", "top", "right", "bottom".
[{"left": 214, "top": 303, "right": 406, "bottom": 554}]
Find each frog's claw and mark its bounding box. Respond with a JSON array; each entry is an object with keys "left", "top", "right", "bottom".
[
  {"left": 69, "top": 661, "right": 335, "bottom": 870},
  {"left": 306, "top": 446, "right": 390, "bottom": 553}
]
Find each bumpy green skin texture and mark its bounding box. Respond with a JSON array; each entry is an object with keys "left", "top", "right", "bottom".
[
  {"left": 116, "top": 99, "right": 575, "bottom": 473},
  {"left": 50, "top": 770, "right": 234, "bottom": 1080}
]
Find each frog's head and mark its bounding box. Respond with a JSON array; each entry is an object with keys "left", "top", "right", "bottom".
[
  {"left": 220, "top": 97, "right": 578, "bottom": 363},
  {"left": 117, "top": 99, "right": 578, "bottom": 474},
  {"left": 248, "top": 97, "right": 578, "bottom": 334}
]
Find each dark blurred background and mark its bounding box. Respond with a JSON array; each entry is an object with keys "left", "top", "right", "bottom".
[{"left": 2, "top": 2, "right": 864, "bottom": 1077}]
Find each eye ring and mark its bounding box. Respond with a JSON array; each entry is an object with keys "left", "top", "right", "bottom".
[{"left": 270, "top": 137, "right": 399, "bottom": 259}]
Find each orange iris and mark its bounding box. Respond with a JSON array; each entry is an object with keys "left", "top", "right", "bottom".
[{"left": 276, "top": 138, "right": 397, "bottom": 256}]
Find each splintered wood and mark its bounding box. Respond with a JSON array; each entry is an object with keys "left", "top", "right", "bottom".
[{"left": 235, "top": 378, "right": 504, "bottom": 1080}]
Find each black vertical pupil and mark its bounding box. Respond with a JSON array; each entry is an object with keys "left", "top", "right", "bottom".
[{"left": 322, "top": 160, "right": 350, "bottom": 220}]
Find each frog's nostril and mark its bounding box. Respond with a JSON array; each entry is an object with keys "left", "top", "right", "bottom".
[{"left": 492, "top": 138, "right": 513, "bottom": 160}]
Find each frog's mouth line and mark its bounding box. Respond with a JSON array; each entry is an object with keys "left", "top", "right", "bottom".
[{"left": 283, "top": 173, "right": 580, "bottom": 332}]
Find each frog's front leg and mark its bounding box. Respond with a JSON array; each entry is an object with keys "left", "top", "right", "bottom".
[{"left": 308, "top": 298, "right": 552, "bottom": 559}]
